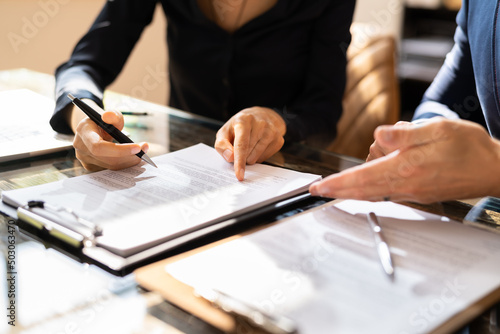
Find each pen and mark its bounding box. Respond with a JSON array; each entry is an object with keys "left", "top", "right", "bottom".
[
  {"left": 367, "top": 212, "right": 395, "bottom": 278},
  {"left": 67, "top": 94, "right": 157, "bottom": 168},
  {"left": 121, "top": 111, "right": 149, "bottom": 116},
  {"left": 195, "top": 287, "right": 297, "bottom": 334}
]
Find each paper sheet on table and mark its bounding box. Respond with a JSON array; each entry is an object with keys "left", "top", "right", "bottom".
[
  {"left": 0, "top": 89, "right": 73, "bottom": 162},
  {"left": 166, "top": 200, "right": 500, "bottom": 334},
  {"left": 7, "top": 242, "right": 137, "bottom": 328}
]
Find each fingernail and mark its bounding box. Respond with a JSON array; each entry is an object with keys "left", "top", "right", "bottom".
[
  {"left": 142, "top": 143, "right": 149, "bottom": 154},
  {"left": 313, "top": 184, "right": 324, "bottom": 195},
  {"left": 223, "top": 149, "right": 233, "bottom": 161},
  {"left": 312, "top": 182, "right": 330, "bottom": 197},
  {"left": 309, "top": 183, "right": 319, "bottom": 195},
  {"left": 131, "top": 146, "right": 141, "bottom": 155},
  {"left": 237, "top": 168, "right": 245, "bottom": 181}
]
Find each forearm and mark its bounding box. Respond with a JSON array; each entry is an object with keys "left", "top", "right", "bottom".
[
  {"left": 51, "top": 0, "right": 157, "bottom": 134},
  {"left": 279, "top": 0, "right": 353, "bottom": 145},
  {"left": 53, "top": 64, "right": 106, "bottom": 134},
  {"left": 64, "top": 99, "right": 102, "bottom": 134},
  {"left": 413, "top": 8, "right": 481, "bottom": 123},
  {"left": 278, "top": 104, "right": 341, "bottom": 146}
]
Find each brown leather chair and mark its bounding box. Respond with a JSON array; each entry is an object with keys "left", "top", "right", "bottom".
[{"left": 327, "top": 24, "right": 400, "bottom": 160}]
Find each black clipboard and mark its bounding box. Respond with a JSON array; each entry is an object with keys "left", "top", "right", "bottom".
[{"left": 3, "top": 194, "right": 328, "bottom": 276}]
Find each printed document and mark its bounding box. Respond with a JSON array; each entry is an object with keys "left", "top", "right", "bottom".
[
  {"left": 166, "top": 200, "right": 500, "bottom": 334},
  {"left": 0, "top": 89, "right": 73, "bottom": 162},
  {"left": 2, "top": 144, "right": 320, "bottom": 256}
]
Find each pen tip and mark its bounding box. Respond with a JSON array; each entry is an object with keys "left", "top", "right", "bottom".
[
  {"left": 67, "top": 93, "right": 75, "bottom": 101},
  {"left": 142, "top": 154, "right": 158, "bottom": 168}
]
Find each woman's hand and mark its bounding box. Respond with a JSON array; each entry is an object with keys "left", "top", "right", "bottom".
[
  {"left": 215, "top": 107, "right": 286, "bottom": 181},
  {"left": 69, "top": 99, "right": 148, "bottom": 171}
]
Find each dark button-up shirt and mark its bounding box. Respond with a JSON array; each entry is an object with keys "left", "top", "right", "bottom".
[{"left": 52, "top": 0, "right": 355, "bottom": 144}]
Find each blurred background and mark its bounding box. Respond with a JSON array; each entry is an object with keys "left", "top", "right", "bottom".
[{"left": 0, "top": 0, "right": 462, "bottom": 121}]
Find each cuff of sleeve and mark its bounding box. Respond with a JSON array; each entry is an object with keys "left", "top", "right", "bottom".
[
  {"left": 272, "top": 106, "right": 338, "bottom": 147},
  {"left": 50, "top": 90, "right": 104, "bottom": 135},
  {"left": 272, "top": 108, "right": 302, "bottom": 143},
  {"left": 412, "top": 101, "right": 460, "bottom": 122}
]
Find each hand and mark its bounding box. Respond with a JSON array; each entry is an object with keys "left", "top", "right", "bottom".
[
  {"left": 215, "top": 107, "right": 286, "bottom": 181},
  {"left": 70, "top": 100, "right": 148, "bottom": 171},
  {"left": 366, "top": 121, "right": 412, "bottom": 162},
  {"left": 309, "top": 118, "right": 500, "bottom": 203}
]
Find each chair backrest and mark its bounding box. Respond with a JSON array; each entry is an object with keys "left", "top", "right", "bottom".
[{"left": 327, "top": 24, "right": 400, "bottom": 160}]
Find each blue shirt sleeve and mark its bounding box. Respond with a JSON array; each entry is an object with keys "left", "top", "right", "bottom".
[{"left": 412, "top": 1, "right": 481, "bottom": 123}]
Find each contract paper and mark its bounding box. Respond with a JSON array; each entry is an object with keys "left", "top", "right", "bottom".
[
  {"left": 166, "top": 200, "right": 500, "bottom": 334},
  {"left": 2, "top": 143, "right": 320, "bottom": 256}
]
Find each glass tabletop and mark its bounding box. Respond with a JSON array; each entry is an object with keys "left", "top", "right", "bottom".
[
  {"left": 1, "top": 69, "right": 498, "bottom": 334},
  {"left": 0, "top": 69, "right": 364, "bottom": 334}
]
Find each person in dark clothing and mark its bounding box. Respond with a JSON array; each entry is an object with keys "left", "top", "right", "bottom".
[{"left": 53, "top": 0, "right": 356, "bottom": 180}]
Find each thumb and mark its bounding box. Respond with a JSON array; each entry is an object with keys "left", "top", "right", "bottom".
[
  {"left": 101, "top": 110, "right": 125, "bottom": 130},
  {"left": 374, "top": 119, "right": 442, "bottom": 150},
  {"left": 99, "top": 110, "right": 125, "bottom": 142},
  {"left": 374, "top": 125, "right": 421, "bottom": 151},
  {"left": 215, "top": 126, "right": 235, "bottom": 162},
  {"left": 373, "top": 125, "right": 402, "bottom": 149}
]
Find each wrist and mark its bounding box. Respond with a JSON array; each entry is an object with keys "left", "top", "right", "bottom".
[
  {"left": 67, "top": 98, "right": 96, "bottom": 133},
  {"left": 264, "top": 107, "right": 287, "bottom": 137}
]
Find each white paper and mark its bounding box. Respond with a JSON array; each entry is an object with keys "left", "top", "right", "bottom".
[
  {"left": 2, "top": 144, "right": 320, "bottom": 256},
  {"left": 12, "top": 242, "right": 137, "bottom": 328},
  {"left": 166, "top": 200, "right": 500, "bottom": 334},
  {"left": 0, "top": 89, "right": 73, "bottom": 161}
]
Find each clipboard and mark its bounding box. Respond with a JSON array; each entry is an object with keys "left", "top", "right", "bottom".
[
  {"left": 5, "top": 192, "right": 326, "bottom": 276},
  {"left": 135, "top": 199, "right": 500, "bottom": 334},
  {"left": 134, "top": 220, "right": 282, "bottom": 333},
  {"left": 0, "top": 144, "right": 325, "bottom": 276}
]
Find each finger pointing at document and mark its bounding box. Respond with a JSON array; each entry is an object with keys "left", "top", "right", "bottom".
[
  {"left": 309, "top": 118, "right": 500, "bottom": 204},
  {"left": 215, "top": 107, "right": 286, "bottom": 181}
]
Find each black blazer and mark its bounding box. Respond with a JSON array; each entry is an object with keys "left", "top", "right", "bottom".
[{"left": 52, "top": 0, "right": 356, "bottom": 144}]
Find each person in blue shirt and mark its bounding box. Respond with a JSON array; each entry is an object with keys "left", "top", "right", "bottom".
[
  {"left": 52, "top": 0, "right": 355, "bottom": 180},
  {"left": 310, "top": 0, "right": 500, "bottom": 203}
]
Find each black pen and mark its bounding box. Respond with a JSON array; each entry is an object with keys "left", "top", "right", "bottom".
[{"left": 67, "top": 94, "right": 157, "bottom": 168}]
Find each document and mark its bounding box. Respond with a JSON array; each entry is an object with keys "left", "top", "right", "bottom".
[
  {"left": 8, "top": 241, "right": 136, "bottom": 327},
  {"left": 166, "top": 200, "right": 500, "bottom": 334},
  {"left": 0, "top": 89, "right": 73, "bottom": 162},
  {"left": 2, "top": 144, "right": 320, "bottom": 257}
]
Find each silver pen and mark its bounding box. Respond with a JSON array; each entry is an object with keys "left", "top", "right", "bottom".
[{"left": 367, "top": 212, "right": 395, "bottom": 278}]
